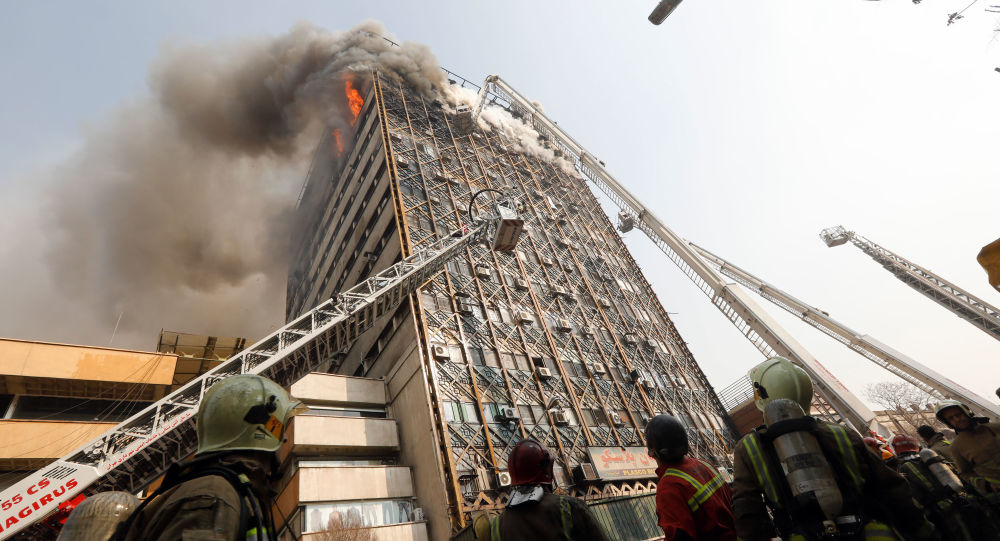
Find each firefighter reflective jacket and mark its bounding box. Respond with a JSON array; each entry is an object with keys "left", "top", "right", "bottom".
[
  {"left": 732, "top": 420, "right": 933, "bottom": 541},
  {"left": 951, "top": 420, "right": 1000, "bottom": 494},
  {"left": 485, "top": 491, "right": 608, "bottom": 541},
  {"left": 118, "top": 454, "right": 276, "bottom": 541},
  {"left": 654, "top": 457, "right": 736, "bottom": 540}
]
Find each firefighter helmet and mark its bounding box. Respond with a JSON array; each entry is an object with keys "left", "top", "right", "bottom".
[
  {"left": 748, "top": 356, "right": 813, "bottom": 413},
  {"left": 197, "top": 374, "right": 306, "bottom": 455},
  {"left": 891, "top": 433, "right": 919, "bottom": 455},
  {"left": 508, "top": 439, "right": 555, "bottom": 486},
  {"left": 644, "top": 414, "right": 689, "bottom": 463},
  {"left": 934, "top": 400, "right": 973, "bottom": 429},
  {"left": 56, "top": 492, "right": 140, "bottom": 541}
]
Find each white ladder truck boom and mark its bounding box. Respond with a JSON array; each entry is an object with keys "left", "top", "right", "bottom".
[
  {"left": 690, "top": 242, "right": 1000, "bottom": 419},
  {"left": 0, "top": 197, "right": 524, "bottom": 540},
  {"left": 821, "top": 226, "right": 1000, "bottom": 343},
  {"left": 473, "top": 75, "right": 877, "bottom": 434}
]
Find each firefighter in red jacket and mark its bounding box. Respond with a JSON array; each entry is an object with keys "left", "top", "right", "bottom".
[{"left": 646, "top": 414, "right": 737, "bottom": 541}]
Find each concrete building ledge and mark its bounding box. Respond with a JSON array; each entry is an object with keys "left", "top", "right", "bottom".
[
  {"left": 291, "top": 372, "right": 386, "bottom": 408},
  {"left": 287, "top": 415, "right": 399, "bottom": 456}
]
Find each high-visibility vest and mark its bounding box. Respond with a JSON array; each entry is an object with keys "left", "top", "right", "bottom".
[
  {"left": 660, "top": 458, "right": 727, "bottom": 513},
  {"left": 741, "top": 425, "right": 897, "bottom": 540},
  {"left": 489, "top": 496, "right": 572, "bottom": 541}
]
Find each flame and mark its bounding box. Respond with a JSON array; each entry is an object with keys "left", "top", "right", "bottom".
[
  {"left": 332, "top": 129, "right": 343, "bottom": 156},
  {"left": 345, "top": 80, "right": 363, "bottom": 125}
]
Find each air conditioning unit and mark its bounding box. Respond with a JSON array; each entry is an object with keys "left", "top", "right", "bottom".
[
  {"left": 591, "top": 363, "right": 607, "bottom": 375},
  {"left": 541, "top": 256, "right": 555, "bottom": 266},
  {"left": 497, "top": 471, "right": 512, "bottom": 487},
  {"left": 390, "top": 132, "right": 403, "bottom": 143},
  {"left": 457, "top": 302, "right": 474, "bottom": 316},
  {"left": 431, "top": 345, "right": 449, "bottom": 361},
  {"left": 551, "top": 410, "right": 569, "bottom": 426},
  {"left": 497, "top": 406, "right": 519, "bottom": 422},
  {"left": 536, "top": 367, "right": 554, "bottom": 379},
  {"left": 645, "top": 339, "right": 659, "bottom": 349},
  {"left": 640, "top": 379, "right": 655, "bottom": 392},
  {"left": 630, "top": 369, "right": 642, "bottom": 381},
  {"left": 447, "top": 175, "right": 462, "bottom": 186},
  {"left": 555, "top": 318, "right": 572, "bottom": 332},
  {"left": 574, "top": 463, "right": 599, "bottom": 483},
  {"left": 517, "top": 311, "right": 535, "bottom": 325},
  {"left": 514, "top": 278, "right": 529, "bottom": 290},
  {"left": 475, "top": 265, "right": 492, "bottom": 279},
  {"left": 395, "top": 156, "right": 410, "bottom": 168},
  {"left": 598, "top": 298, "right": 612, "bottom": 309},
  {"left": 579, "top": 326, "right": 594, "bottom": 337},
  {"left": 623, "top": 334, "right": 638, "bottom": 345},
  {"left": 429, "top": 196, "right": 441, "bottom": 205},
  {"left": 609, "top": 412, "right": 624, "bottom": 426},
  {"left": 551, "top": 285, "right": 568, "bottom": 297}
]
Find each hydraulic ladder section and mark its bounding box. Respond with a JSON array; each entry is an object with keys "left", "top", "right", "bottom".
[
  {"left": 822, "top": 226, "right": 1000, "bottom": 343},
  {"left": 691, "top": 242, "right": 1000, "bottom": 419},
  {"left": 473, "top": 75, "right": 876, "bottom": 433},
  {"left": 0, "top": 214, "right": 512, "bottom": 540}
]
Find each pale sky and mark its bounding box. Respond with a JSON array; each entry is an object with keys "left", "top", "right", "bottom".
[{"left": 1, "top": 1, "right": 998, "bottom": 410}]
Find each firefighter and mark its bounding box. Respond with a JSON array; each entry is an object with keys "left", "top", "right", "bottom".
[
  {"left": 645, "top": 414, "right": 736, "bottom": 540},
  {"left": 479, "top": 439, "right": 608, "bottom": 541},
  {"left": 115, "top": 374, "right": 306, "bottom": 541},
  {"left": 890, "top": 433, "right": 1000, "bottom": 540},
  {"left": 732, "top": 356, "right": 937, "bottom": 541},
  {"left": 916, "top": 425, "right": 954, "bottom": 462},
  {"left": 934, "top": 399, "right": 1000, "bottom": 498}
]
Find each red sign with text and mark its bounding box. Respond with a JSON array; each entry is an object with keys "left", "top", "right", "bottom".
[{"left": 587, "top": 446, "right": 658, "bottom": 480}]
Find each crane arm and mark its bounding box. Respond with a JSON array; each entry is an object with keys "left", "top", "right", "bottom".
[
  {"left": 475, "top": 75, "right": 876, "bottom": 433},
  {"left": 822, "top": 226, "right": 1000, "bottom": 343},
  {"left": 0, "top": 213, "right": 514, "bottom": 539},
  {"left": 691, "top": 242, "right": 1000, "bottom": 419}
]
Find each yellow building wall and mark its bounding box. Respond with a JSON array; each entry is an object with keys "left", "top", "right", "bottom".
[{"left": 0, "top": 339, "right": 176, "bottom": 385}]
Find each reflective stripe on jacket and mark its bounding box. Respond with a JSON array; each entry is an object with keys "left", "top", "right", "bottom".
[{"left": 662, "top": 460, "right": 727, "bottom": 513}]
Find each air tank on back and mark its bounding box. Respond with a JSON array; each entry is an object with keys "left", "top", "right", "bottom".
[
  {"left": 764, "top": 398, "right": 844, "bottom": 536},
  {"left": 919, "top": 448, "right": 966, "bottom": 494},
  {"left": 56, "top": 491, "right": 140, "bottom": 541}
]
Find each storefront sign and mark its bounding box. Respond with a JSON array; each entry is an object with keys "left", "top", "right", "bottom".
[{"left": 587, "top": 446, "right": 657, "bottom": 480}]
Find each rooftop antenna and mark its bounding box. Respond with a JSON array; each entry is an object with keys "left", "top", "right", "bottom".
[{"left": 109, "top": 312, "right": 124, "bottom": 346}]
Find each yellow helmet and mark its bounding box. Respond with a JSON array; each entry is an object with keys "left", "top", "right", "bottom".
[
  {"left": 196, "top": 374, "right": 306, "bottom": 455},
  {"left": 748, "top": 356, "right": 813, "bottom": 413}
]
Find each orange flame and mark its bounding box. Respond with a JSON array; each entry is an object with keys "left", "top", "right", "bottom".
[
  {"left": 332, "top": 129, "right": 344, "bottom": 156},
  {"left": 345, "top": 80, "right": 363, "bottom": 125}
]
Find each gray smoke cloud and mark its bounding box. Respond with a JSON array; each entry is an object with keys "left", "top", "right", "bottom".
[{"left": 1, "top": 21, "right": 447, "bottom": 350}]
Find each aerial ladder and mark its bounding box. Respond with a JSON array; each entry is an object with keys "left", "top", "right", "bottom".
[
  {"left": 690, "top": 242, "right": 1000, "bottom": 419},
  {"left": 0, "top": 195, "right": 524, "bottom": 539},
  {"left": 822, "top": 226, "right": 1000, "bottom": 343},
  {"left": 473, "top": 75, "right": 877, "bottom": 434}
]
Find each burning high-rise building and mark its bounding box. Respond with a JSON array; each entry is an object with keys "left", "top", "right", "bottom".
[{"left": 286, "top": 70, "right": 734, "bottom": 539}]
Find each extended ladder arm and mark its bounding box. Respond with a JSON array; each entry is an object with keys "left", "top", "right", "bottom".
[
  {"left": 476, "top": 75, "right": 876, "bottom": 433},
  {"left": 0, "top": 214, "right": 514, "bottom": 539},
  {"left": 691, "top": 242, "right": 1000, "bottom": 419},
  {"left": 822, "top": 226, "right": 1000, "bottom": 343}
]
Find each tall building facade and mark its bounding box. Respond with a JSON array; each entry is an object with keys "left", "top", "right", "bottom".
[{"left": 287, "top": 70, "right": 734, "bottom": 539}]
